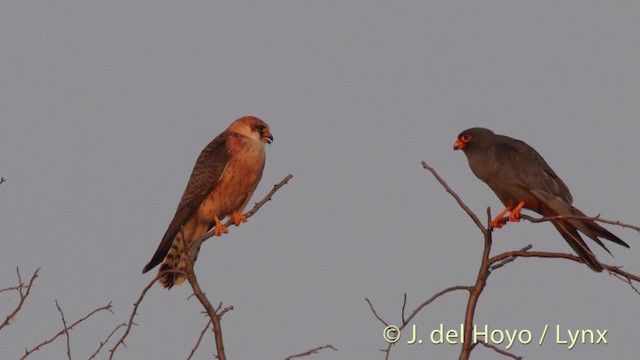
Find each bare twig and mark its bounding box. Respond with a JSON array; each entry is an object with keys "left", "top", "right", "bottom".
[
  {"left": 490, "top": 250, "right": 582, "bottom": 264},
  {"left": 55, "top": 300, "right": 72, "bottom": 360},
  {"left": 1, "top": 267, "right": 39, "bottom": 331},
  {"left": 109, "top": 270, "right": 183, "bottom": 359},
  {"left": 419, "top": 161, "right": 640, "bottom": 360},
  {"left": 401, "top": 287, "right": 469, "bottom": 330},
  {"left": 0, "top": 284, "right": 25, "bottom": 294},
  {"left": 113, "top": 175, "right": 290, "bottom": 359},
  {"left": 182, "top": 175, "right": 292, "bottom": 360},
  {"left": 521, "top": 214, "right": 640, "bottom": 233},
  {"left": 489, "top": 245, "right": 533, "bottom": 272},
  {"left": 472, "top": 340, "right": 523, "bottom": 359},
  {"left": 194, "top": 174, "right": 294, "bottom": 248},
  {"left": 217, "top": 304, "right": 234, "bottom": 317},
  {"left": 284, "top": 344, "right": 338, "bottom": 360},
  {"left": 185, "top": 263, "right": 226, "bottom": 360},
  {"left": 459, "top": 211, "right": 493, "bottom": 360},
  {"left": 88, "top": 323, "right": 126, "bottom": 360},
  {"left": 490, "top": 250, "right": 640, "bottom": 287},
  {"left": 178, "top": 223, "right": 229, "bottom": 360},
  {"left": 363, "top": 163, "right": 491, "bottom": 360},
  {"left": 422, "top": 162, "right": 486, "bottom": 235},
  {"left": 419, "top": 163, "right": 497, "bottom": 359},
  {"left": 22, "top": 302, "right": 112, "bottom": 359},
  {"left": 610, "top": 269, "right": 640, "bottom": 295},
  {"left": 365, "top": 298, "right": 389, "bottom": 327},
  {"left": 186, "top": 320, "right": 212, "bottom": 360},
  {"left": 401, "top": 293, "right": 407, "bottom": 324},
  {"left": 366, "top": 286, "right": 469, "bottom": 359}
]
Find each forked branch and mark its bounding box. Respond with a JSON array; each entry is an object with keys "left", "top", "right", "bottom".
[
  {"left": 421, "top": 161, "right": 639, "bottom": 360},
  {"left": 366, "top": 162, "right": 639, "bottom": 360},
  {"left": 1, "top": 267, "right": 39, "bottom": 331},
  {"left": 110, "top": 175, "right": 293, "bottom": 359},
  {"left": 22, "top": 302, "right": 113, "bottom": 359},
  {"left": 184, "top": 174, "right": 293, "bottom": 360}
]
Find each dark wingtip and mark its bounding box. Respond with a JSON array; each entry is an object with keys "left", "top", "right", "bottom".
[
  {"left": 586, "top": 221, "right": 630, "bottom": 249},
  {"left": 552, "top": 220, "right": 605, "bottom": 272},
  {"left": 615, "top": 236, "right": 631, "bottom": 249},
  {"left": 142, "top": 259, "right": 158, "bottom": 274}
]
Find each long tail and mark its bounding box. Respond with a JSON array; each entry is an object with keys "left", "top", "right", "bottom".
[
  {"left": 551, "top": 220, "right": 605, "bottom": 272},
  {"left": 570, "top": 207, "right": 629, "bottom": 250},
  {"left": 156, "top": 231, "right": 201, "bottom": 289},
  {"left": 549, "top": 206, "right": 629, "bottom": 272}
]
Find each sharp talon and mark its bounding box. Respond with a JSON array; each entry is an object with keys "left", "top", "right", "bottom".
[
  {"left": 213, "top": 215, "right": 229, "bottom": 236},
  {"left": 490, "top": 205, "right": 513, "bottom": 229},
  {"left": 232, "top": 211, "right": 248, "bottom": 226},
  {"left": 214, "top": 225, "right": 229, "bottom": 236},
  {"left": 490, "top": 217, "right": 507, "bottom": 229},
  {"left": 508, "top": 201, "right": 526, "bottom": 223}
]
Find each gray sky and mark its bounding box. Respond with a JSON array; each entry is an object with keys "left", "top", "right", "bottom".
[{"left": 1, "top": 2, "right": 639, "bottom": 359}]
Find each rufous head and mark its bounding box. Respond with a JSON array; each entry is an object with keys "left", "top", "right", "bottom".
[{"left": 228, "top": 116, "right": 273, "bottom": 144}]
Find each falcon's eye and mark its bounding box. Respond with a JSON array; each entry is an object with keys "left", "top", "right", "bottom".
[{"left": 460, "top": 134, "right": 472, "bottom": 143}]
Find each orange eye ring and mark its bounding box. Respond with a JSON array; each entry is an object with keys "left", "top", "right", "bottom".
[{"left": 460, "top": 134, "right": 472, "bottom": 143}]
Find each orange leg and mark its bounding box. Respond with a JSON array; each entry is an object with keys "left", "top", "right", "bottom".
[
  {"left": 508, "top": 201, "right": 526, "bottom": 222},
  {"left": 232, "top": 211, "right": 248, "bottom": 226},
  {"left": 490, "top": 206, "right": 512, "bottom": 228},
  {"left": 213, "top": 215, "right": 229, "bottom": 236}
]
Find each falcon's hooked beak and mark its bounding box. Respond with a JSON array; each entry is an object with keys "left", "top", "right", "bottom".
[
  {"left": 453, "top": 139, "right": 465, "bottom": 150},
  {"left": 262, "top": 130, "right": 273, "bottom": 144}
]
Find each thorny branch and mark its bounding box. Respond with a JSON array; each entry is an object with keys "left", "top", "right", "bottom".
[
  {"left": 365, "top": 298, "right": 389, "bottom": 327},
  {"left": 186, "top": 320, "right": 212, "bottom": 360},
  {"left": 55, "top": 300, "right": 72, "bottom": 360},
  {"left": 183, "top": 174, "right": 294, "bottom": 360},
  {"left": 284, "top": 344, "right": 338, "bottom": 360},
  {"left": 489, "top": 245, "right": 533, "bottom": 272},
  {"left": 458, "top": 210, "right": 493, "bottom": 360},
  {"left": 109, "top": 270, "right": 183, "bottom": 359},
  {"left": 88, "top": 323, "right": 126, "bottom": 360},
  {"left": 185, "top": 257, "right": 227, "bottom": 360},
  {"left": 521, "top": 214, "right": 640, "bottom": 233},
  {"left": 111, "top": 175, "right": 294, "bottom": 359},
  {"left": 489, "top": 249, "right": 640, "bottom": 293},
  {"left": 194, "top": 174, "right": 294, "bottom": 250},
  {"left": 422, "top": 162, "right": 486, "bottom": 235},
  {"left": 367, "top": 162, "right": 639, "bottom": 360},
  {"left": 182, "top": 174, "right": 335, "bottom": 360},
  {"left": 494, "top": 213, "right": 640, "bottom": 291},
  {"left": 22, "top": 302, "right": 113, "bottom": 359},
  {"left": 1, "top": 267, "right": 39, "bottom": 331},
  {"left": 7, "top": 176, "right": 332, "bottom": 359},
  {"left": 366, "top": 286, "right": 469, "bottom": 360},
  {"left": 472, "top": 340, "right": 523, "bottom": 360},
  {"left": 2, "top": 268, "right": 123, "bottom": 359}
]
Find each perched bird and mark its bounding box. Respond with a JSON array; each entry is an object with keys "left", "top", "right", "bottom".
[
  {"left": 143, "top": 116, "right": 273, "bottom": 288},
  {"left": 454, "top": 127, "right": 628, "bottom": 271}
]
